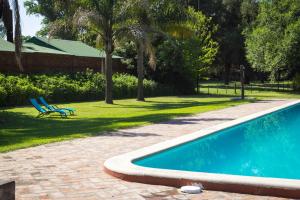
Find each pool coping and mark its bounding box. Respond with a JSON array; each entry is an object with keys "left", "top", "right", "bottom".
[{"left": 104, "top": 100, "right": 300, "bottom": 198}]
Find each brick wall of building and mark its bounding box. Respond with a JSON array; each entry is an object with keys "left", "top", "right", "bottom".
[{"left": 0, "top": 52, "right": 127, "bottom": 74}]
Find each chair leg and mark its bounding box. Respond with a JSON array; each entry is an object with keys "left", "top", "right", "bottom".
[{"left": 60, "top": 113, "right": 67, "bottom": 118}]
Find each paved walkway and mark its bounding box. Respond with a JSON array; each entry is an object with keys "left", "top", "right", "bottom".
[{"left": 0, "top": 99, "right": 295, "bottom": 200}]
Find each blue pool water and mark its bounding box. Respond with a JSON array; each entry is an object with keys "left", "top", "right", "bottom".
[{"left": 134, "top": 103, "right": 300, "bottom": 180}]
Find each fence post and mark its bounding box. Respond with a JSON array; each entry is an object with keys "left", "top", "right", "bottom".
[
  {"left": 234, "top": 82, "right": 237, "bottom": 94},
  {"left": 240, "top": 65, "right": 245, "bottom": 100}
]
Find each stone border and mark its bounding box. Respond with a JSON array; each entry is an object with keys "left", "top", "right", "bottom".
[{"left": 104, "top": 100, "right": 300, "bottom": 198}]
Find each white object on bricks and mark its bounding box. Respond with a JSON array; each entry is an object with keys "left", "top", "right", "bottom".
[{"left": 180, "top": 185, "right": 202, "bottom": 194}]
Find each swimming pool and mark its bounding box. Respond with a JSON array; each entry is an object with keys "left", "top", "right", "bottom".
[
  {"left": 104, "top": 100, "right": 300, "bottom": 198},
  {"left": 134, "top": 101, "right": 300, "bottom": 180}
]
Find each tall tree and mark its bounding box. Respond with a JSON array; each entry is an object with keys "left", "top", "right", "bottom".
[
  {"left": 188, "top": 0, "right": 258, "bottom": 84},
  {"left": 74, "top": 0, "right": 129, "bottom": 104},
  {"left": 25, "top": 0, "right": 78, "bottom": 38},
  {"left": 0, "top": 0, "right": 23, "bottom": 72},
  {"left": 116, "top": 0, "right": 157, "bottom": 101},
  {"left": 245, "top": 0, "right": 300, "bottom": 81},
  {"left": 117, "top": 0, "right": 197, "bottom": 100},
  {"left": 24, "top": 0, "right": 97, "bottom": 46},
  {"left": 183, "top": 7, "right": 218, "bottom": 88},
  {"left": 0, "top": 0, "right": 12, "bottom": 41},
  {"left": 146, "top": 6, "right": 218, "bottom": 94}
]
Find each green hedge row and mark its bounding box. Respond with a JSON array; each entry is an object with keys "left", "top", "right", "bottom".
[{"left": 0, "top": 70, "right": 176, "bottom": 107}]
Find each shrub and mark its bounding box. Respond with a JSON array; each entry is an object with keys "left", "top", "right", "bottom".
[
  {"left": 0, "top": 86, "right": 7, "bottom": 106},
  {"left": 1, "top": 75, "right": 44, "bottom": 106},
  {"left": 113, "top": 74, "right": 137, "bottom": 98},
  {"left": 0, "top": 70, "right": 177, "bottom": 107}
]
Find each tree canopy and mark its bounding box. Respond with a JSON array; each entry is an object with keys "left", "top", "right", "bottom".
[
  {"left": 245, "top": 0, "right": 300, "bottom": 80},
  {"left": 20, "top": 0, "right": 300, "bottom": 94},
  {"left": 187, "top": 0, "right": 258, "bottom": 83}
]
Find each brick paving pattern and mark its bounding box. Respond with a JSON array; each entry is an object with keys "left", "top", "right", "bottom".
[{"left": 0, "top": 99, "right": 295, "bottom": 200}]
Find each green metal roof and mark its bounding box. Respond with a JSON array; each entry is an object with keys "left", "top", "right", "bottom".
[
  {"left": 23, "top": 42, "right": 71, "bottom": 55},
  {"left": 0, "top": 38, "right": 70, "bottom": 54},
  {"left": 26, "top": 36, "right": 121, "bottom": 58},
  {"left": 1, "top": 37, "right": 122, "bottom": 59},
  {"left": 0, "top": 38, "right": 15, "bottom": 52}
]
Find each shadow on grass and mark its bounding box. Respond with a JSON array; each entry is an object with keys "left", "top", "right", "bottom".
[
  {"left": 0, "top": 98, "right": 253, "bottom": 151},
  {"left": 111, "top": 98, "right": 244, "bottom": 110}
]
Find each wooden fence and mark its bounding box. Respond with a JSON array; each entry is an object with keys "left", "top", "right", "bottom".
[{"left": 198, "top": 82, "right": 294, "bottom": 95}]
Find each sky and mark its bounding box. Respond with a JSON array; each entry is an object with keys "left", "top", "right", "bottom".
[{"left": 19, "top": 0, "right": 43, "bottom": 36}]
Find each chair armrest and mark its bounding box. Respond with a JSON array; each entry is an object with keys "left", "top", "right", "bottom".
[{"left": 52, "top": 105, "right": 59, "bottom": 109}]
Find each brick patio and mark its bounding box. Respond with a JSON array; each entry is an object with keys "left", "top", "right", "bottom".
[{"left": 0, "top": 99, "right": 295, "bottom": 200}]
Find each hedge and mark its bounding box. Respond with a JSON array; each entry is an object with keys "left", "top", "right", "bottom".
[{"left": 0, "top": 70, "right": 177, "bottom": 107}]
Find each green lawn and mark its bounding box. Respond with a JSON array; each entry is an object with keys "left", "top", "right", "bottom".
[
  {"left": 2, "top": 89, "right": 300, "bottom": 153},
  {"left": 0, "top": 96, "right": 253, "bottom": 152}
]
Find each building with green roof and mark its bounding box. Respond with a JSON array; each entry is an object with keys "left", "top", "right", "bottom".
[
  {"left": 0, "top": 37, "right": 125, "bottom": 73},
  {"left": 0, "top": 38, "right": 18, "bottom": 71},
  {"left": 22, "top": 42, "right": 71, "bottom": 55},
  {"left": 25, "top": 37, "right": 121, "bottom": 58},
  {"left": 0, "top": 38, "right": 15, "bottom": 52}
]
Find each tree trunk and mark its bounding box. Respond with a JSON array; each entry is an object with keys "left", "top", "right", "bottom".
[
  {"left": 105, "top": 39, "right": 113, "bottom": 104},
  {"left": 137, "top": 42, "right": 145, "bottom": 101},
  {"left": 224, "top": 63, "right": 231, "bottom": 85},
  {"left": 240, "top": 65, "right": 245, "bottom": 100},
  {"left": 1, "top": 3, "right": 13, "bottom": 43},
  {"left": 196, "top": 72, "right": 200, "bottom": 93},
  {"left": 1, "top": 0, "right": 24, "bottom": 72},
  {"left": 13, "top": 0, "right": 24, "bottom": 72}
]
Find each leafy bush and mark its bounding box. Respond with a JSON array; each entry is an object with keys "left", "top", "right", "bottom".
[
  {"left": 113, "top": 74, "right": 137, "bottom": 98},
  {"left": 0, "top": 86, "right": 7, "bottom": 106},
  {"left": 0, "top": 70, "right": 176, "bottom": 107},
  {"left": 147, "top": 37, "right": 196, "bottom": 95},
  {"left": 0, "top": 75, "right": 45, "bottom": 106}
]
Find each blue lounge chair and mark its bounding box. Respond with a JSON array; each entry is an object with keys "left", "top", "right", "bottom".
[
  {"left": 30, "top": 98, "right": 67, "bottom": 118},
  {"left": 38, "top": 97, "right": 75, "bottom": 115}
]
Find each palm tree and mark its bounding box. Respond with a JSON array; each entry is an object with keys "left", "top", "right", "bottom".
[
  {"left": 136, "top": 36, "right": 156, "bottom": 101},
  {"left": 117, "top": 0, "right": 190, "bottom": 101},
  {"left": 74, "top": 0, "right": 188, "bottom": 103},
  {"left": 74, "top": 0, "right": 128, "bottom": 104},
  {"left": 116, "top": 0, "right": 157, "bottom": 101},
  {"left": 0, "top": 0, "right": 23, "bottom": 72}
]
